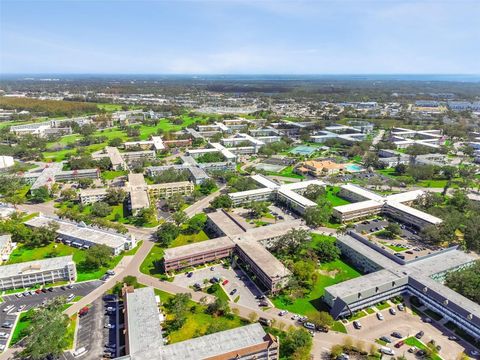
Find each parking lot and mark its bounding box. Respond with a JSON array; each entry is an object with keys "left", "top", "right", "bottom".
[
  {"left": 172, "top": 265, "right": 267, "bottom": 309},
  {"left": 0, "top": 281, "right": 102, "bottom": 354},
  {"left": 346, "top": 303, "right": 478, "bottom": 359},
  {"left": 353, "top": 219, "right": 443, "bottom": 260},
  {"left": 0, "top": 311, "right": 18, "bottom": 352}
]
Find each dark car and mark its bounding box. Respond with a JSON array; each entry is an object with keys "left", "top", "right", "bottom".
[
  {"left": 41, "top": 288, "right": 47, "bottom": 293},
  {"left": 391, "top": 331, "right": 402, "bottom": 338},
  {"left": 47, "top": 287, "right": 54, "bottom": 292},
  {"left": 416, "top": 350, "right": 427, "bottom": 357},
  {"left": 416, "top": 331, "right": 424, "bottom": 339},
  {"left": 187, "top": 272, "right": 193, "bottom": 278},
  {"left": 230, "top": 289, "right": 237, "bottom": 296},
  {"left": 394, "top": 340, "right": 404, "bottom": 348},
  {"left": 256, "top": 295, "right": 265, "bottom": 300}
]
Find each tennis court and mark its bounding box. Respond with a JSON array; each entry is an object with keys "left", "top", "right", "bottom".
[
  {"left": 290, "top": 145, "right": 318, "bottom": 155},
  {"left": 255, "top": 163, "right": 286, "bottom": 172}
]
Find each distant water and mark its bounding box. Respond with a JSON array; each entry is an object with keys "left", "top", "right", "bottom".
[{"left": 1, "top": 74, "right": 480, "bottom": 83}]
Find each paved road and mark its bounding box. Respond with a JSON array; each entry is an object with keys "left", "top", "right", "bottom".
[
  {"left": 184, "top": 185, "right": 225, "bottom": 218},
  {"left": 74, "top": 297, "right": 106, "bottom": 360}
]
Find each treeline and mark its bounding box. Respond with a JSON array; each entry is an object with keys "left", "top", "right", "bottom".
[
  {"left": 445, "top": 261, "right": 480, "bottom": 305},
  {"left": 0, "top": 97, "right": 99, "bottom": 117}
]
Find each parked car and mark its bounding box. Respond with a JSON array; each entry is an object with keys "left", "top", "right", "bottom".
[
  {"left": 389, "top": 308, "right": 396, "bottom": 315},
  {"left": 470, "top": 350, "right": 480, "bottom": 357},
  {"left": 35, "top": 289, "right": 42, "bottom": 294},
  {"left": 416, "top": 350, "right": 427, "bottom": 357},
  {"left": 255, "top": 294, "right": 265, "bottom": 300},
  {"left": 377, "top": 312, "right": 384, "bottom": 320},
  {"left": 423, "top": 317, "right": 432, "bottom": 323},
  {"left": 380, "top": 347, "right": 395, "bottom": 356},
  {"left": 187, "top": 272, "right": 193, "bottom": 278},
  {"left": 408, "top": 346, "right": 417, "bottom": 353},
  {"left": 0, "top": 332, "right": 8, "bottom": 339},
  {"left": 47, "top": 287, "right": 54, "bottom": 292},
  {"left": 258, "top": 317, "right": 271, "bottom": 326},
  {"left": 230, "top": 289, "right": 237, "bottom": 296},
  {"left": 380, "top": 336, "right": 392, "bottom": 343},
  {"left": 106, "top": 270, "right": 115, "bottom": 276},
  {"left": 79, "top": 307, "right": 89, "bottom": 317},
  {"left": 415, "top": 331, "right": 424, "bottom": 339},
  {"left": 394, "top": 341, "right": 404, "bottom": 348},
  {"left": 391, "top": 331, "right": 402, "bottom": 338},
  {"left": 222, "top": 279, "right": 229, "bottom": 286},
  {"left": 448, "top": 335, "right": 458, "bottom": 341},
  {"left": 353, "top": 321, "right": 362, "bottom": 329},
  {"left": 303, "top": 322, "right": 315, "bottom": 330},
  {"left": 259, "top": 301, "right": 269, "bottom": 307},
  {"left": 104, "top": 323, "right": 115, "bottom": 329},
  {"left": 397, "top": 304, "right": 405, "bottom": 311},
  {"left": 193, "top": 283, "right": 202, "bottom": 290},
  {"left": 278, "top": 310, "right": 287, "bottom": 316},
  {"left": 1, "top": 322, "right": 13, "bottom": 328}
]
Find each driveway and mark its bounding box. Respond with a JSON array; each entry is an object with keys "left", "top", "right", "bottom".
[{"left": 172, "top": 266, "right": 265, "bottom": 309}]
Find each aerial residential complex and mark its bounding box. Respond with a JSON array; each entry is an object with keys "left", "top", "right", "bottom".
[{"left": 120, "top": 286, "right": 280, "bottom": 360}]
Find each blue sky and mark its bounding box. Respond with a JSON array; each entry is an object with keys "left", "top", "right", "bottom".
[{"left": 1, "top": 0, "right": 479, "bottom": 74}]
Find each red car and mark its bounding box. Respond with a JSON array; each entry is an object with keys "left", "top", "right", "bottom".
[
  {"left": 222, "top": 280, "right": 229, "bottom": 286},
  {"left": 78, "top": 307, "right": 89, "bottom": 317},
  {"left": 35, "top": 289, "right": 42, "bottom": 294},
  {"left": 395, "top": 341, "right": 405, "bottom": 348}
]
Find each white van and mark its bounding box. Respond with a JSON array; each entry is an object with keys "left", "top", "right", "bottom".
[
  {"left": 73, "top": 347, "right": 87, "bottom": 357},
  {"left": 67, "top": 293, "right": 75, "bottom": 302},
  {"left": 303, "top": 322, "right": 315, "bottom": 330},
  {"left": 380, "top": 346, "right": 395, "bottom": 355}
]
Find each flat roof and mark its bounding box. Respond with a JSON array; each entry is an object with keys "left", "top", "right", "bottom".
[
  {"left": 0, "top": 234, "right": 11, "bottom": 248},
  {"left": 251, "top": 174, "right": 279, "bottom": 189},
  {"left": 333, "top": 200, "right": 383, "bottom": 214},
  {"left": 407, "top": 249, "right": 478, "bottom": 276},
  {"left": 25, "top": 216, "right": 130, "bottom": 249},
  {"left": 278, "top": 188, "right": 317, "bottom": 207},
  {"left": 29, "top": 162, "right": 63, "bottom": 190},
  {"left": 148, "top": 181, "right": 192, "bottom": 189},
  {"left": 163, "top": 236, "right": 234, "bottom": 261},
  {"left": 130, "top": 189, "right": 150, "bottom": 210},
  {"left": 233, "top": 219, "right": 306, "bottom": 243},
  {"left": 325, "top": 269, "right": 403, "bottom": 299},
  {"left": 79, "top": 188, "right": 108, "bottom": 197},
  {"left": 236, "top": 240, "right": 290, "bottom": 279},
  {"left": 229, "top": 187, "right": 273, "bottom": 199},
  {"left": 386, "top": 190, "right": 425, "bottom": 203},
  {"left": 281, "top": 179, "right": 325, "bottom": 191},
  {"left": 0, "top": 255, "right": 73, "bottom": 279},
  {"left": 125, "top": 287, "right": 164, "bottom": 356},
  {"left": 105, "top": 146, "right": 125, "bottom": 166},
  {"left": 128, "top": 173, "right": 147, "bottom": 188},
  {"left": 160, "top": 324, "right": 270, "bottom": 360},
  {"left": 207, "top": 211, "right": 245, "bottom": 237},
  {"left": 385, "top": 201, "right": 443, "bottom": 225},
  {"left": 341, "top": 184, "right": 384, "bottom": 201}
]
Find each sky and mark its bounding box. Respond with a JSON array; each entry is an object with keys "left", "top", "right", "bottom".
[{"left": 1, "top": 0, "right": 479, "bottom": 74}]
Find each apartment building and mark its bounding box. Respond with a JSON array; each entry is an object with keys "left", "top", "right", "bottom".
[
  {"left": 0, "top": 235, "right": 14, "bottom": 262},
  {"left": 148, "top": 181, "right": 194, "bottom": 198},
  {"left": 0, "top": 256, "right": 76, "bottom": 290},
  {"left": 332, "top": 184, "right": 442, "bottom": 229},
  {"left": 120, "top": 286, "right": 279, "bottom": 360},
  {"left": 324, "top": 233, "right": 480, "bottom": 340},
  {"left": 79, "top": 188, "right": 108, "bottom": 205},
  {"left": 25, "top": 215, "right": 136, "bottom": 255}
]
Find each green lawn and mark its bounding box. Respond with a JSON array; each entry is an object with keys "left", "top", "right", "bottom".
[
  {"left": 170, "top": 230, "right": 209, "bottom": 248},
  {"left": 404, "top": 337, "right": 442, "bottom": 360},
  {"left": 153, "top": 289, "right": 247, "bottom": 344},
  {"left": 379, "top": 241, "right": 406, "bottom": 252},
  {"left": 5, "top": 243, "right": 130, "bottom": 282},
  {"left": 272, "top": 258, "right": 362, "bottom": 315},
  {"left": 204, "top": 284, "right": 229, "bottom": 302},
  {"left": 10, "top": 309, "right": 34, "bottom": 345},
  {"left": 325, "top": 186, "right": 351, "bottom": 206},
  {"left": 331, "top": 321, "right": 347, "bottom": 333},
  {"left": 101, "top": 170, "right": 128, "bottom": 180},
  {"left": 375, "top": 302, "right": 391, "bottom": 310},
  {"left": 347, "top": 310, "right": 368, "bottom": 321}
]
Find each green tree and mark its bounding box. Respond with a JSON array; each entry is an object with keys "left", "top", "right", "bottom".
[
  {"left": 308, "top": 311, "right": 334, "bottom": 329},
  {"left": 206, "top": 297, "right": 230, "bottom": 316},
  {"left": 30, "top": 186, "right": 50, "bottom": 203},
  {"left": 199, "top": 178, "right": 217, "bottom": 195},
  {"left": 210, "top": 194, "right": 233, "bottom": 209},
  {"left": 104, "top": 188, "right": 127, "bottom": 205},
  {"left": 303, "top": 184, "right": 326, "bottom": 202},
  {"left": 304, "top": 200, "right": 332, "bottom": 227},
  {"left": 91, "top": 201, "right": 111, "bottom": 217},
  {"left": 165, "top": 193, "right": 185, "bottom": 212},
  {"left": 82, "top": 244, "right": 112, "bottom": 270},
  {"left": 187, "top": 214, "right": 207, "bottom": 233},
  {"left": 156, "top": 222, "right": 180, "bottom": 246},
  {"left": 172, "top": 210, "right": 188, "bottom": 226},
  {"left": 134, "top": 207, "right": 156, "bottom": 226},
  {"left": 314, "top": 238, "right": 340, "bottom": 263},
  {"left": 19, "top": 297, "right": 70, "bottom": 360},
  {"left": 247, "top": 200, "right": 269, "bottom": 219},
  {"left": 60, "top": 188, "right": 77, "bottom": 201},
  {"left": 282, "top": 328, "right": 313, "bottom": 359}
]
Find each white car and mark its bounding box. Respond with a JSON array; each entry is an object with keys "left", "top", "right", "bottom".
[
  {"left": 0, "top": 344, "right": 5, "bottom": 351},
  {"left": 104, "top": 323, "right": 115, "bottom": 329},
  {"left": 278, "top": 310, "right": 287, "bottom": 316},
  {"left": 377, "top": 312, "right": 384, "bottom": 320},
  {"left": 0, "top": 332, "right": 8, "bottom": 339},
  {"left": 389, "top": 308, "right": 396, "bottom": 315}
]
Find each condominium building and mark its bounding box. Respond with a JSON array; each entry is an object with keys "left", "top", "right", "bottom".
[
  {"left": 79, "top": 188, "right": 108, "bottom": 205},
  {"left": 120, "top": 286, "right": 279, "bottom": 360},
  {"left": 0, "top": 256, "right": 76, "bottom": 290},
  {"left": 0, "top": 235, "right": 14, "bottom": 262},
  {"left": 324, "top": 233, "right": 480, "bottom": 340},
  {"left": 148, "top": 181, "right": 194, "bottom": 198},
  {"left": 332, "top": 184, "right": 442, "bottom": 229},
  {"left": 25, "top": 215, "right": 136, "bottom": 255},
  {"left": 126, "top": 173, "right": 150, "bottom": 216}
]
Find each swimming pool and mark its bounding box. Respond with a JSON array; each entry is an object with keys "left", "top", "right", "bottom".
[{"left": 346, "top": 164, "right": 364, "bottom": 172}]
